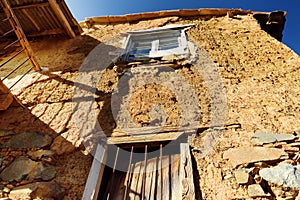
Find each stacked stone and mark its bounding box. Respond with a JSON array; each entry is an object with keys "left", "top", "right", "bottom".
[{"left": 223, "top": 130, "right": 300, "bottom": 199}]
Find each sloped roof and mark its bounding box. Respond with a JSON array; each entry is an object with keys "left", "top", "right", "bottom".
[{"left": 0, "top": 0, "right": 81, "bottom": 38}]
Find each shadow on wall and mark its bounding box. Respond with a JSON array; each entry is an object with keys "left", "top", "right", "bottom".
[{"left": 0, "top": 104, "right": 92, "bottom": 199}]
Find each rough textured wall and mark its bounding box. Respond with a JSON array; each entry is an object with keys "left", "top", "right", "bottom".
[
  {"left": 0, "top": 13, "right": 299, "bottom": 199},
  {"left": 181, "top": 14, "right": 300, "bottom": 199}
]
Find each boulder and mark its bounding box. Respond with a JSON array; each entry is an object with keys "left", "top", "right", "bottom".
[
  {"left": 234, "top": 169, "right": 249, "bottom": 184},
  {"left": 9, "top": 181, "right": 64, "bottom": 200},
  {"left": 0, "top": 156, "right": 56, "bottom": 182},
  {"left": 1, "top": 132, "right": 52, "bottom": 148},
  {"left": 259, "top": 164, "right": 300, "bottom": 189},
  {"left": 51, "top": 136, "right": 76, "bottom": 155},
  {"left": 251, "top": 132, "right": 296, "bottom": 145},
  {"left": 27, "top": 150, "right": 55, "bottom": 160},
  {"left": 248, "top": 184, "right": 271, "bottom": 198}
]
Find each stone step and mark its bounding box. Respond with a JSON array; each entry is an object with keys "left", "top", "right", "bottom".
[{"left": 0, "top": 93, "right": 14, "bottom": 111}]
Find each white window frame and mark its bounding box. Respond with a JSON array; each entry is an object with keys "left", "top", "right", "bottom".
[{"left": 121, "top": 24, "right": 194, "bottom": 61}]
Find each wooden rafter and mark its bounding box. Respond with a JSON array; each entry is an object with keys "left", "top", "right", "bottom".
[
  {"left": 12, "top": 2, "right": 49, "bottom": 10},
  {"left": 48, "top": 0, "right": 76, "bottom": 38},
  {"left": 1, "top": 0, "right": 41, "bottom": 71}
]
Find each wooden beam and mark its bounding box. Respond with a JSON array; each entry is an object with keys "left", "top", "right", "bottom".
[
  {"left": 48, "top": 0, "right": 76, "bottom": 38},
  {"left": 108, "top": 131, "right": 185, "bottom": 145},
  {"left": 20, "top": 9, "right": 41, "bottom": 31},
  {"left": 83, "top": 144, "right": 107, "bottom": 200},
  {"left": 1, "top": 0, "right": 41, "bottom": 71},
  {"left": 27, "top": 28, "right": 65, "bottom": 37},
  {"left": 12, "top": 2, "right": 49, "bottom": 10},
  {"left": 112, "top": 123, "right": 241, "bottom": 137},
  {"left": 180, "top": 143, "right": 195, "bottom": 199},
  {"left": 60, "top": 1, "right": 83, "bottom": 34}
]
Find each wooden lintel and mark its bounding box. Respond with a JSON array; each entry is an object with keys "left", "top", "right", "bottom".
[
  {"left": 180, "top": 143, "right": 196, "bottom": 199},
  {"left": 111, "top": 123, "right": 241, "bottom": 138},
  {"left": 83, "top": 144, "right": 107, "bottom": 200},
  {"left": 1, "top": 0, "right": 41, "bottom": 71},
  {"left": 48, "top": 0, "right": 76, "bottom": 38},
  {"left": 12, "top": 2, "right": 49, "bottom": 10},
  {"left": 108, "top": 131, "right": 185, "bottom": 145}
]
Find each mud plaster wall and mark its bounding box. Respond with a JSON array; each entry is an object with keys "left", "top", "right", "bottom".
[{"left": 0, "top": 14, "right": 299, "bottom": 199}]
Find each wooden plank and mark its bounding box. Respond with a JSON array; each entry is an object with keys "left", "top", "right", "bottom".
[
  {"left": 48, "top": 0, "right": 76, "bottom": 38},
  {"left": 60, "top": 1, "right": 83, "bottom": 34},
  {"left": 171, "top": 154, "right": 181, "bottom": 200},
  {"left": 129, "top": 162, "right": 142, "bottom": 199},
  {"left": 124, "top": 163, "right": 134, "bottom": 199},
  {"left": 144, "top": 157, "right": 156, "bottom": 199},
  {"left": 180, "top": 143, "right": 195, "bottom": 200},
  {"left": 20, "top": 9, "right": 41, "bottom": 31},
  {"left": 112, "top": 123, "right": 241, "bottom": 137},
  {"left": 162, "top": 155, "right": 170, "bottom": 200},
  {"left": 156, "top": 154, "right": 163, "bottom": 200},
  {"left": 12, "top": 2, "right": 49, "bottom": 10},
  {"left": 82, "top": 144, "right": 107, "bottom": 200},
  {"left": 1, "top": 0, "right": 41, "bottom": 71},
  {"left": 135, "top": 161, "right": 145, "bottom": 200},
  {"left": 149, "top": 157, "right": 157, "bottom": 200},
  {"left": 108, "top": 131, "right": 184, "bottom": 145}
]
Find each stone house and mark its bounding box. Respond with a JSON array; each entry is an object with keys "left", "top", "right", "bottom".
[{"left": 0, "top": 2, "right": 299, "bottom": 199}]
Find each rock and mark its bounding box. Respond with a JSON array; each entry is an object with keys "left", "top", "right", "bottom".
[
  {"left": 0, "top": 156, "right": 56, "bottom": 182},
  {"left": 27, "top": 150, "right": 55, "bottom": 160},
  {"left": 223, "top": 174, "right": 233, "bottom": 180},
  {"left": 51, "top": 136, "right": 76, "bottom": 155},
  {"left": 251, "top": 132, "right": 296, "bottom": 145},
  {"left": 248, "top": 184, "right": 271, "bottom": 198},
  {"left": 1, "top": 132, "right": 52, "bottom": 148},
  {"left": 234, "top": 169, "right": 249, "bottom": 184},
  {"left": 259, "top": 164, "right": 300, "bottom": 189},
  {"left": 2, "top": 188, "right": 9, "bottom": 193},
  {"left": 223, "top": 147, "right": 288, "bottom": 168},
  {"left": 36, "top": 164, "right": 56, "bottom": 181},
  {"left": 0, "top": 156, "right": 38, "bottom": 182},
  {"left": 9, "top": 181, "right": 64, "bottom": 200},
  {"left": 278, "top": 159, "right": 296, "bottom": 166}
]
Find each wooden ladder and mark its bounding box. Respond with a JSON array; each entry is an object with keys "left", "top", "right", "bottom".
[{"left": 0, "top": 0, "right": 41, "bottom": 110}]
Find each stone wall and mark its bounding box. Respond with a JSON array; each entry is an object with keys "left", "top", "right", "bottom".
[{"left": 0, "top": 11, "right": 299, "bottom": 199}]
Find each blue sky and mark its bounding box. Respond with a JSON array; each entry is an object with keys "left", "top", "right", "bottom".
[{"left": 65, "top": 0, "right": 300, "bottom": 55}]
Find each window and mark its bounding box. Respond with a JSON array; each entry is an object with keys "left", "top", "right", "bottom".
[{"left": 122, "top": 24, "right": 194, "bottom": 61}]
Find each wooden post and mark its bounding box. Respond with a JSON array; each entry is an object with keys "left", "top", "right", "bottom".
[
  {"left": 83, "top": 144, "right": 107, "bottom": 200},
  {"left": 48, "top": 0, "right": 76, "bottom": 38},
  {"left": 1, "top": 0, "right": 41, "bottom": 71}
]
